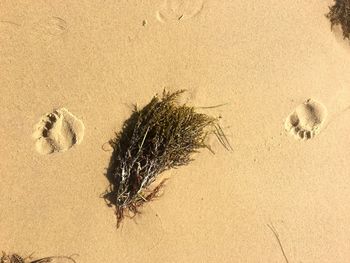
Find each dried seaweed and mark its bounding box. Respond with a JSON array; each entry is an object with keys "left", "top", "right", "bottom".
[
  {"left": 267, "top": 224, "right": 290, "bottom": 263},
  {"left": 326, "top": 0, "right": 350, "bottom": 40},
  {"left": 103, "top": 90, "right": 230, "bottom": 227},
  {"left": 0, "top": 252, "right": 77, "bottom": 263}
]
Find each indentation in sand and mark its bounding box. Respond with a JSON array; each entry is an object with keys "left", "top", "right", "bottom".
[
  {"left": 284, "top": 99, "right": 327, "bottom": 141},
  {"left": 32, "top": 16, "right": 67, "bottom": 37},
  {"left": 156, "top": 0, "right": 204, "bottom": 23},
  {"left": 33, "top": 108, "right": 84, "bottom": 154}
]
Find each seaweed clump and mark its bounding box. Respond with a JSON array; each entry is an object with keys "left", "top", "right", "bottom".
[
  {"left": 103, "top": 90, "right": 229, "bottom": 227},
  {"left": 0, "top": 252, "right": 77, "bottom": 263},
  {"left": 326, "top": 0, "right": 350, "bottom": 40}
]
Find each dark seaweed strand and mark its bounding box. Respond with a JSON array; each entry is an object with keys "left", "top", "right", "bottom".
[
  {"left": 30, "top": 256, "right": 77, "bottom": 263},
  {"left": 0, "top": 253, "right": 24, "bottom": 263},
  {"left": 12, "top": 254, "right": 25, "bottom": 263},
  {"left": 326, "top": 0, "right": 350, "bottom": 39},
  {"left": 0, "top": 252, "right": 77, "bottom": 263},
  {"left": 103, "top": 90, "right": 226, "bottom": 227},
  {"left": 0, "top": 252, "right": 22, "bottom": 263}
]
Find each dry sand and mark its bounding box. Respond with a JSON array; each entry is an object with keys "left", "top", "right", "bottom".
[{"left": 1, "top": 0, "right": 350, "bottom": 262}]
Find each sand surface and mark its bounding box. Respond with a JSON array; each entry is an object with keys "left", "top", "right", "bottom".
[{"left": 2, "top": 0, "right": 350, "bottom": 262}]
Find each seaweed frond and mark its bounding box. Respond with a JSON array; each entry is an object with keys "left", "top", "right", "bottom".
[
  {"left": 326, "top": 0, "right": 350, "bottom": 40},
  {"left": 103, "top": 90, "right": 229, "bottom": 227},
  {"left": 0, "top": 251, "right": 77, "bottom": 263}
]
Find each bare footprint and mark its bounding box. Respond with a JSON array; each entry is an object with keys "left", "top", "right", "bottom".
[
  {"left": 284, "top": 99, "right": 328, "bottom": 141},
  {"left": 156, "top": 0, "right": 204, "bottom": 23},
  {"left": 33, "top": 108, "right": 84, "bottom": 154}
]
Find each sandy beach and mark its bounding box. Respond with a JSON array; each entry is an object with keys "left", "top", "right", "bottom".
[{"left": 1, "top": 0, "right": 350, "bottom": 262}]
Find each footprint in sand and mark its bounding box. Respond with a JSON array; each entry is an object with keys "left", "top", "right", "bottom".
[
  {"left": 156, "top": 0, "right": 204, "bottom": 23},
  {"left": 284, "top": 99, "right": 328, "bottom": 141},
  {"left": 33, "top": 108, "right": 84, "bottom": 154}
]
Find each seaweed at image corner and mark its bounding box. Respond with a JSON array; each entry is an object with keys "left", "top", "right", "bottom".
[
  {"left": 326, "top": 0, "right": 350, "bottom": 40},
  {"left": 0, "top": 252, "right": 77, "bottom": 263},
  {"left": 103, "top": 90, "right": 231, "bottom": 228}
]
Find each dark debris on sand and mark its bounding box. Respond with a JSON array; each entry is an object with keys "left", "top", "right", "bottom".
[
  {"left": 0, "top": 252, "right": 77, "bottom": 263},
  {"left": 103, "top": 90, "right": 230, "bottom": 228},
  {"left": 327, "top": 0, "right": 350, "bottom": 40}
]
